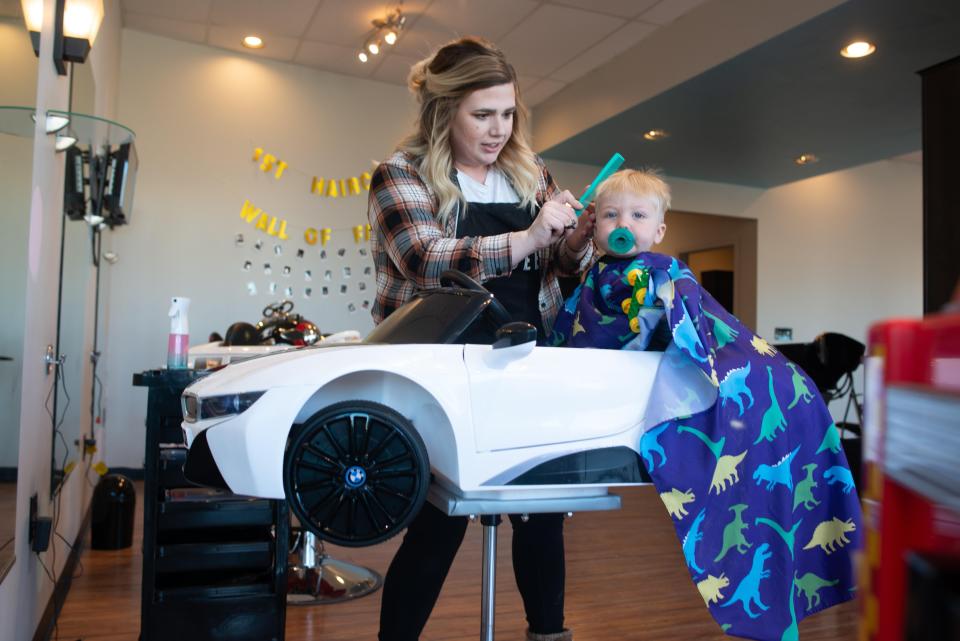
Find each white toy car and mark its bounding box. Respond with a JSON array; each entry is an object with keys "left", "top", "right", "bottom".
[{"left": 182, "top": 271, "right": 708, "bottom": 546}]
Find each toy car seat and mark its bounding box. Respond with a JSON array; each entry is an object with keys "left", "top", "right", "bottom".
[{"left": 223, "top": 321, "right": 260, "bottom": 346}]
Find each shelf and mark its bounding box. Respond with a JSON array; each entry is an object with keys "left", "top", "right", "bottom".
[
  {"left": 0, "top": 106, "right": 37, "bottom": 138},
  {"left": 0, "top": 105, "right": 135, "bottom": 147},
  {"left": 48, "top": 109, "right": 135, "bottom": 147}
]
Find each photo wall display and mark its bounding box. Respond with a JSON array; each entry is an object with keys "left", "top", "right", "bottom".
[
  {"left": 231, "top": 145, "right": 378, "bottom": 321},
  {"left": 234, "top": 230, "right": 374, "bottom": 316}
]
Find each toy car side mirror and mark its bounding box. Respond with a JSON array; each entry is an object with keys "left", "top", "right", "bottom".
[{"left": 493, "top": 322, "right": 536, "bottom": 349}]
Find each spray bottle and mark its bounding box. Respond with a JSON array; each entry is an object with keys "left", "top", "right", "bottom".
[{"left": 167, "top": 297, "right": 190, "bottom": 369}]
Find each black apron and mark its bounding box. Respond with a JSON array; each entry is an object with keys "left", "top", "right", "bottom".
[{"left": 456, "top": 201, "right": 545, "bottom": 340}]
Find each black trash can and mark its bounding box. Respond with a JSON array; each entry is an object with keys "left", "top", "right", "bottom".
[{"left": 91, "top": 474, "right": 136, "bottom": 550}]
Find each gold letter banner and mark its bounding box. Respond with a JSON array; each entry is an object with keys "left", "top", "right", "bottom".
[
  {"left": 241, "top": 199, "right": 371, "bottom": 247},
  {"left": 252, "top": 146, "right": 371, "bottom": 196}
]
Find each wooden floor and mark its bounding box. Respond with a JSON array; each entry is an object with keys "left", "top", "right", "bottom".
[{"left": 55, "top": 484, "right": 859, "bottom": 641}]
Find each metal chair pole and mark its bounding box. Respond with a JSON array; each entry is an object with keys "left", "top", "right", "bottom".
[{"left": 480, "top": 514, "right": 501, "bottom": 641}]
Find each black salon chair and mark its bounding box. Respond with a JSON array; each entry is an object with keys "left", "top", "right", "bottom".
[{"left": 777, "top": 332, "right": 865, "bottom": 487}]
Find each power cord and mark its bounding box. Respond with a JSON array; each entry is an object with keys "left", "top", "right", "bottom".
[{"left": 40, "top": 361, "right": 78, "bottom": 641}]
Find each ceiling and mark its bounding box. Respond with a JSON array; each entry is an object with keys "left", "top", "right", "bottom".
[
  {"left": 108, "top": 0, "right": 715, "bottom": 107},
  {"left": 1, "top": 0, "right": 955, "bottom": 188},
  {"left": 541, "top": 0, "right": 960, "bottom": 187}
]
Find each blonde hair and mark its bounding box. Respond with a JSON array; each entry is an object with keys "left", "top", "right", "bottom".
[
  {"left": 398, "top": 37, "right": 540, "bottom": 224},
  {"left": 595, "top": 168, "right": 672, "bottom": 222}
]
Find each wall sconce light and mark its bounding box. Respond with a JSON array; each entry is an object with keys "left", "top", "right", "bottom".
[
  {"left": 21, "top": 0, "right": 104, "bottom": 76},
  {"left": 30, "top": 109, "right": 76, "bottom": 151},
  {"left": 31, "top": 111, "right": 69, "bottom": 133},
  {"left": 54, "top": 132, "right": 77, "bottom": 151},
  {"left": 357, "top": 7, "right": 405, "bottom": 63}
]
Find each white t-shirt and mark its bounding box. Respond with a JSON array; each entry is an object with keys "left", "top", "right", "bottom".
[{"left": 456, "top": 166, "right": 520, "bottom": 204}]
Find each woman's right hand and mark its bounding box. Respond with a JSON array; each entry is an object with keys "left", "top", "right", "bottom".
[{"left": 511, "top": 190, "right": 582, "bottom": 264}]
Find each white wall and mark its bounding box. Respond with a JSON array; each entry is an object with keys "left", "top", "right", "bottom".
[
  {"left": 101, "top": 30, "right": 415, "bottom": 467},
  {"left": 753, "top": 159, "right": 923, "bottom": 421},
  {"left": 752, "top": 158, "right": 923, "bottom": 343}
]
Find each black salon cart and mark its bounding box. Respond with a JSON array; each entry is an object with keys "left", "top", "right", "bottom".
[{"left": 134, "top": 369, "right": 288, "bottom": 641}]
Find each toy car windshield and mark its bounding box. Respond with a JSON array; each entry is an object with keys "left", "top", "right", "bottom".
[{"left": 364, "top": 288, "right": 505, "bottom": 345}]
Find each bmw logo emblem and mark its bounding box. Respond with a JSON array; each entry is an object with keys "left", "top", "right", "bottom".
[{"left": 345, "top": 465, "right": 367, "bottom": 489}]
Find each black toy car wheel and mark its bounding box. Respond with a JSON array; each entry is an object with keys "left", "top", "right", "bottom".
[{"left": 283, "top": 400, "right": 430, "bottom": 547}]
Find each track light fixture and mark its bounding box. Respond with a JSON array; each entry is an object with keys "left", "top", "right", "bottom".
[{"left": 357, "top": 6, "right": 405, "bottom": 63}]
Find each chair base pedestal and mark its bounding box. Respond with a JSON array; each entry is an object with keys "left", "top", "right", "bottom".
[{"left": 286, "top": 531, "right": 382, "bottom": 606}]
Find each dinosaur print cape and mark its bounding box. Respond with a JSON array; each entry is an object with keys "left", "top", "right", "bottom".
[{"left": 550, "top": 253, "right": 862, "bottom": 641}]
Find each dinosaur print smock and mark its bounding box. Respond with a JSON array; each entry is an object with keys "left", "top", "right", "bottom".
[{"left": 550, "top": 253, "right": 862, "bottom": 641}]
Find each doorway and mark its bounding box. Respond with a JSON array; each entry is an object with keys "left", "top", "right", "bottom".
[{"left": 681, "top": 246, "right": 735, "bottom": 314}]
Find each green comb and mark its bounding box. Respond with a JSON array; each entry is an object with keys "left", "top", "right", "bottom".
[{"left": 576, "top": 152, "right": 625, "bottom": 215}]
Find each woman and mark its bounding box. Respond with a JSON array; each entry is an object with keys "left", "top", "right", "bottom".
[{"left": 368, "top": 37, "right": 594, "bottom": 641}]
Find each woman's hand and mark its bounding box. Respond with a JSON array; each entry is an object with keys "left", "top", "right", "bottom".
[
  {"left": 510, "top": 190, "right": 582, "bottom": 264},
  {"left": 534, "top": 189, "right": 583, "bottom": 246}
]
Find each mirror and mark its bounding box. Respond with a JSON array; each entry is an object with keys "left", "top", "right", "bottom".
[
  {"left": 51, "top": 61, "right": 96, "bottom": 496},
  {"left": 0, "top": 15, "right": 39, "bottom": 582}
]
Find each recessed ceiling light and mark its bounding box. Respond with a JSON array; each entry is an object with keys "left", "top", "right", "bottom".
[
  {"left": 840, "top": 41, "right": 875, "bottom": 58},
  {"left": 242, "top": 35, "right": 264, "bottom": 49},
  {"left": 643, "top": 129, "right": 670, "bottom": 141},
  {"left": 794, "top": 153, "right": 819, "bottom": 166},
  {"left": 358, "top": 51, "right": 368, "bottom": 63}
]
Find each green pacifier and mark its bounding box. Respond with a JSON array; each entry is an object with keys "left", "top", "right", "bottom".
[{"left": 607, "top": 228, "right": 635, "bottom": 255}]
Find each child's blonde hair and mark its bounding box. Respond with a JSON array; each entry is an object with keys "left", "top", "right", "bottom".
[{"left": 595, "top": 168, "right": 672, "bottom": 221}]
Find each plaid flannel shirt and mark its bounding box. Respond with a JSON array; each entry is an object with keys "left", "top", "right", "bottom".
[{"left": 368, "top": 150, "right": 593, "bottom": 330}]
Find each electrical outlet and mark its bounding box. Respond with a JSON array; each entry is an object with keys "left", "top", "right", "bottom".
[{"left": 29, "top": 493, "right": 52, "bottom": 553}]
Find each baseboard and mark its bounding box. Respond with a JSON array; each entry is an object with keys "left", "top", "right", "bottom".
[
  {"left": 32, "top": 502, "right": 93, "bottom": 641},
  {"left": 106, "top": 467, "right": 145, "bottom": 481}
]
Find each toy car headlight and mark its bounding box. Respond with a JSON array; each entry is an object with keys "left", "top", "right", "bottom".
[{"left": 183, "top": 391, "right": 265, "bottom": 422}]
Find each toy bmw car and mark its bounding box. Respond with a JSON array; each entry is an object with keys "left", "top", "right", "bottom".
[{"left": 182, "top": 271, "right": 703, "bottom": 547}]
